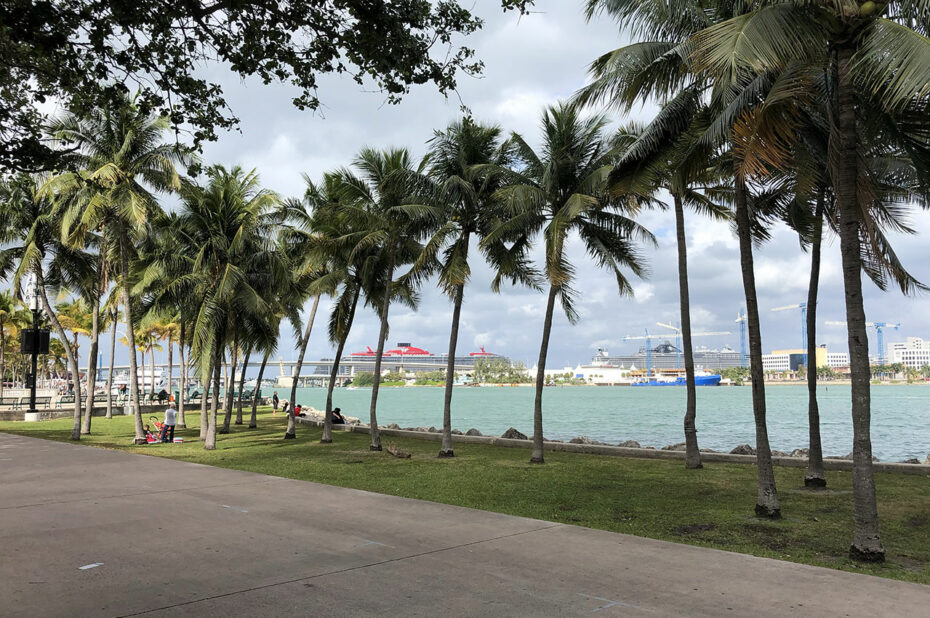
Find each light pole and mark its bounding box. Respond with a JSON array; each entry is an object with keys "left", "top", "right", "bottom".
[{"left": 21, "top": 274, "right": 49, "bottom": 416}]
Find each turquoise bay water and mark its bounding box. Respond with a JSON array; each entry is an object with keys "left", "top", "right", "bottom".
[{"left": 291, "top": 384, "right": 930, "bottom": 462}]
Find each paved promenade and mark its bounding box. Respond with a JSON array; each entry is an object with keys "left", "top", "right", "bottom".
[{"left": 1, "top": 431, "right": 928, "bottom": 617}]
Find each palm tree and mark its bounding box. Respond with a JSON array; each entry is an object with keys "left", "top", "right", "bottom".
[
  {"left": 333, "top": 148, "right": 437, "bottom": 451},
  {"left": 412, "top": 118, "right": 535, "bottom": 457},
  {"left": 134, "top": 210, "right": 197, "bottom": 426},
  {"left": 591, "top": 110, "right": 731, "bottom": 469},
  {"left": 484, "top": 102, "right": 654, "bottom": 464},
  {"left": 687, "top": 0, "right": 930, "bottom": 559},
  {"left": 178, "top": 166, "right": 286, "bottom": 450},
  {"left": 0, "top": 175, "right": 96, "bottom": 440},
  {"left": 577, "top": 0, "right": 780, "bottom": 488},
  {"left": 46, "top": 96, "right": 187, "bottom": 444},
  {"left": 290, "top": 173, "right": 388, "bottom": 444},
  {"left": 56, "top": 295, "right": 102, "bottom": 435}
]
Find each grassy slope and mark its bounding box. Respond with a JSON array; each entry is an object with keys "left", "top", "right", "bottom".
[{"left": 2, "top": 410, "right": 929, "bottom": 585}]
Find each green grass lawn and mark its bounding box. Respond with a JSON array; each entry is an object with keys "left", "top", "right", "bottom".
[{"left": 3, "top": 410, "right": 929, "bottom": 585}]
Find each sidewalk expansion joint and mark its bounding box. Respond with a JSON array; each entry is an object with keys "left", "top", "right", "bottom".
[
  {"left": 118, "top": 522, "right": 563, "bottom": 617},
  {"left": 0, "top": 477, "right": 286, "bottom": 511}
]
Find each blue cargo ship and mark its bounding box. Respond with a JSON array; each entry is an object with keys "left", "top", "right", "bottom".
[{"left": 632, "top": 374, "right": 722, "bottom": 387}]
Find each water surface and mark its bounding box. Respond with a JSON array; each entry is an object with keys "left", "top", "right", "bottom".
[{"left": 289, "top": 384, "right": 929, "bottom": 461}]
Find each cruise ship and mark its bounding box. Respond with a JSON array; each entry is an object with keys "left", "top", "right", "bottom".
[
  {"left": 592, "top": 343, "right": 743, "bottom": 371},
  {"left": 309, "top": 343, "right": 510, "bottom": 378}
]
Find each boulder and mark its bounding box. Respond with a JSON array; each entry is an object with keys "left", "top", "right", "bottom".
[
  {"left": 570, "top": 436, "right": 608, "bottom": 445},
  {"left": 386, "top": 423, "right": 400, "bottom": 430},
  {"left": 901, "top": 458, "right": 921, "bottom": 464},
  {"left": 730, "top": 444, "right": 756, "bottom": 456},
  {"left": 828, "top": 451, "right": 880, "bottom": 462},
  {"left": 699, "top": 448, "right": 719, "bottom": 453},
  {"left": 618, "top": 440, "right": 642, "bottom": 449},
  {"left": 414, "top": 426, "right": 430, "bottom": 433},
  {"left": 451, "top": 429, "right": 462, "bottom": 435},
  {"left": 428, "top": 426, "right": 440, "bottom": 433},
  {"left": 790, "top": 448, "right": 809, "bottom": 458},
  {"left": 771, "top": 450, "right": 788, "bottom": 457},
  {"left": 662, "top": 442, "right": 687, "bottom": 451},
  {"left": 501, "top": 427, "right": 529, "bottom": 440},
  {"left": 925, "top": 454, "right": 930, "bottom": 465},
  {"left": 465, "top": 428, "right": 482, "bottom": 436}
]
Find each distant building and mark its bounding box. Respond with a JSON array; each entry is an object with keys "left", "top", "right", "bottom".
[
  {"left": 888, "top": 337, "right": 930, "bottom": 368},
  {"left": 762, "top": 346, "right": 841, "bottom": 372}
]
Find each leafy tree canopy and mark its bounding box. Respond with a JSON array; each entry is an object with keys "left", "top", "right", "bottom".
[{"left": 0, "top": 0, "right": 534, "bottom": 172}]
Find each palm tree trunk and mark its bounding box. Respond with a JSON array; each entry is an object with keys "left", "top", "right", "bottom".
[
  {"left": 0, "top": 316, "right": 6, "bottom": 399},
  {"left": 235, "top": 345, "right": 251, "bottom": 425},
  {"left": 530, "top": 284, "right": 559, "bottom": 464},
  {"left": 199, "top": 363, "right": 209, "bottom": 441},
  {"left": 221, "top": 337, "right": 238, "bottom": 433},
  {"left": 439, "top": 282, "right": 465, "bottom": 458},
  {"left": 177, "top": 322, "right": 186, "bottom": 428},
  {"left": 285, "top": 293, "right": 321, "bottom": 439},
  {"left": 834, "top": 44, "right": 884, "bottom": 561},
  {"left": 205, "top": 338, "right": 222, "bottom": 450},
  {"left": 734, "top": 175, "right": 780, "bottom": 518},
  {"left": 805, "top": 191, "right": 826, "bottom": 487},
  {"left": 105, "top": 316, "right": 116, "bottom": 419},
  {"left": 250, "top": 350, "right": 269, "bottom": 429},
  {"left": 139, "top": 345, "right": 145, "bottom": 403},
  {"left": 322, "top": 288, "right": 360, "bottom": 443},
  {"left": 81, "top": 264, "right": 104, "bottom": 434},
  {"left": 36, "top": 267, "right": 82, "bottom": 440},
  {"left": 369, "top": 258, "right": 396, "bottom": 451},
  {"left": 674, "top": 192, "right": 701, "bottom": 469},
  {"left": 149, "top": 339, "right": 155, "bottom": 402},
  {"left": 167, "top": 330, "right": 173, "bottom": 402},
  {"left": 119, "top": 227, "right": 145, "bottom": 443}
]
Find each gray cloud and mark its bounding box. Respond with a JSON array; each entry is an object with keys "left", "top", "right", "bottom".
[{"left": 102, "top": 1, "right": 930, "bottom": 370}]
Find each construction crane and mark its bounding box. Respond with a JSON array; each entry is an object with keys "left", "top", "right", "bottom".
[
  {"left": 735, "top": 309, "right": 747, "bottom": 367},
  {"left": 771, "top": 303, "right": 809, "bottom": 365},
  {"left": 824, "top": 321, "right": 901, "bottom": 365},
  {"left": 623, "top": 329, "right": 657, "bottom": 378},
  {"left": 655, "top": 322, "right": 732, "bottom": 368}
]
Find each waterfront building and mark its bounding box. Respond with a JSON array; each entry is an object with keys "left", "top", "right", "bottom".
[
  {"left": 888, "top": 337, "right": 930, "bottom": 368},
  {"left": 762, "top": 347, "right": 839, "bottom": 373}
]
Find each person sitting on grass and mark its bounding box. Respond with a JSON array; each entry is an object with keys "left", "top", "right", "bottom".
[
  {"left": 157, "top": 388, "right": 169, "bottom": 403},
  {"left": 294, "top": 404, "right": 306, "bottom": 417},
  {"left": 332, "top": 407, "right": 346, "bottom": 425},
  {"left": 143, "top": 424, "right": 156, "bottom": 442}
]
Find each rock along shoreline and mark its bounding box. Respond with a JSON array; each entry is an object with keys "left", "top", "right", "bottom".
[{"left": 294, "top": 413, "right": 930, "bottom": 475}]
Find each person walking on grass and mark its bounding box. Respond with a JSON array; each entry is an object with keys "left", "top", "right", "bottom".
[
  {"left": 272, "top": 391, "right": 279, "bottom": 415},
  {"left": 162, "top": 404, "right": 177, "bottom": 443}
]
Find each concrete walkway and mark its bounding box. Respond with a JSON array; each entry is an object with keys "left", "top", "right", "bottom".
[{"left": 1, "top": 433, "right": 927, "bottom": 617}]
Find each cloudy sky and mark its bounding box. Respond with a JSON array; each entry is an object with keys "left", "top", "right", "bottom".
[{"left": 111, "top": 1, "right": 930, "bottom": 368}]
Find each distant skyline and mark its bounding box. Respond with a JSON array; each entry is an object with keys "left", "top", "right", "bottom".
[{"left": 25, "top": 1, "right": 930, "bottom": 370}]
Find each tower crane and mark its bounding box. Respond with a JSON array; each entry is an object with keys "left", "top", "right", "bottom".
[
  {"left": 771, "top": 302, "right": 809, "bottom": 365},
  {"left": 824, "top": 321, "right": 900, "bottom": 365},
  {"left": 623, "top": 329, "right": 657, "bottom": 378},
  {"left": 655, "top": 322, "right": 732, "bottom": 368},
  {"left": 735, "top": 309, "right": 747, "bottom": 367}
]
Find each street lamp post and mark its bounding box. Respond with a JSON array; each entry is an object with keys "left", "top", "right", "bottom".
[{"left": 21, "top": 273, "right": 49, "bottom": 417}]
